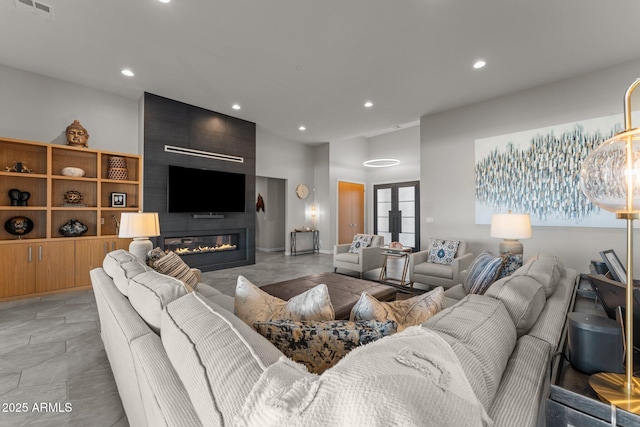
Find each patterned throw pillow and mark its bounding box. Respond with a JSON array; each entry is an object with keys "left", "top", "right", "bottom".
[
  {"left": 146, "top": 247, "right": 167, "bottom": 268},
  {"left": 153, "top": 251, "right": 199, "bottom": 292},
  {"left": 499, "top": 253, "right": 523, "bottom": 279},
  {"left": 350, "top": 287, "right": 445, "bottom": 331},
  {"left": 253, "top": 319, "right": 397, "bottom": 374},
  {"left": 462, "top": 252, "right": 504, "bottom": 295},
  {"left": 428, "top": 239, "right": 460, "bottom": 265},
  {"left": 348, "top": 234, "right": 373, "bottom": 254},
  {"left": 234, "top": 275, "right": 335, "bottom": 328}
]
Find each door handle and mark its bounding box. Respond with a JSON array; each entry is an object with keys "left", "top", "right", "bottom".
[{"left": 397, "top": 210, "right": 402, "bottom": 233}]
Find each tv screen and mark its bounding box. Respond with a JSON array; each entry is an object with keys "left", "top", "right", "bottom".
[{"left": 167, "top": 165, "right": 246, "bottom": 213}]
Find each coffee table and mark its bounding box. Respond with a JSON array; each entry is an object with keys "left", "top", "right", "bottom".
[{"left": 260, "top": 272, "right": 397, "bottom": 320}]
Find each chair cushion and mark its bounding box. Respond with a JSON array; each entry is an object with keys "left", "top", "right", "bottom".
[
  {"left": 512, "top": 252, "right": 564, "bottom": 297},
  {"left": 235, "top": 275, "right": 335, "bottom": 328},
  {"left": 152, "top": 251, "right": 199, "bottom": 291},
  {"left": 253, "top": 319, "right": 397, "bottom": 374},
  {"left": 484, "top": 274, "right": 546, "bottom": 337},
  {"left": 334, "top": 252, "right": 360, "bottom": 264},
  {"left": 428, "top": 239, "right": 460, "bottom": 265},
  {"left": 348, "top": 234, "right": 373, "bottom": 254},
  {"left": 128, "top": 270, "right": 188, "bottom": 334},
  {"left": 102, "top": 249, "right": 149, "bottom": 296},
  {"left": 350, "top": 287, "right": 444, "bottom": 331},
  {"left": 413, "top": 261, "right": 453, "bottom": 279},
  {"left": 462, "top": 252, "right": 504, "bottom": 295}
]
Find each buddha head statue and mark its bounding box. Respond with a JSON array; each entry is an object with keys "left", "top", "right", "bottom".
[{"left": 65, "top": 120, "right": 89, "bottom": 148}]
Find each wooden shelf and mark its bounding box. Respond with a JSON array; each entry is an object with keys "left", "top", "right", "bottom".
[{"left": 0, "top": 137, "right": 141, "bottom": 298}]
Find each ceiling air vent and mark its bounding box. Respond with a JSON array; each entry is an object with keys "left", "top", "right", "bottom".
[{"left": 15, "top": 0, "right": 54, "bottom": 20}]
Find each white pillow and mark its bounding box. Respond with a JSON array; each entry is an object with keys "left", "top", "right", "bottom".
[
  {"left": 234, "top": 275, "right": 335, "bottom": 328},
  {"left": 350, "top": 287, "right": 445, "bottom": 331}
]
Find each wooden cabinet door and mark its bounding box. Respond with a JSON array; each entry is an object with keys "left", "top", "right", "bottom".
[
  {"left": 75, "top": 238, "right": 110, "bottom": 288},
  {"left": 0, "top": 243, "right": 36, "bottom": 297},
  {"left": 36, "top": 241, "right": 76, "bottom": 293}
]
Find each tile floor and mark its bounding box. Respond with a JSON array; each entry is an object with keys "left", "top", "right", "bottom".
[{"left": 0, "top": 251, "right": 414, "bottom": 426}]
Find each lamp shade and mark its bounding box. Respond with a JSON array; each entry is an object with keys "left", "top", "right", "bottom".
[
  {"left": 490, "top": 213, "right": 532, "bottom": 240},
  {"left": 118, "top": 212, "right": 160, "bottom": 238}
]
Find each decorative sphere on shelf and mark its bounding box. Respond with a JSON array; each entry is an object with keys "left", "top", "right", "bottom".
[
  {"left": 63, "top": 190, "right": 83, "bottom": 204},
  {"left": 4, "top": 216, "right": 34, "bottom": 236},
  {"left": 61, "top": 167, "right": 85, "bottom": 177}
]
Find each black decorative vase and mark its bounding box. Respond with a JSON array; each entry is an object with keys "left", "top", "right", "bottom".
[
  {"left": 5, "top": 216, "right": 34, "bottom": 236},
  {"left": 58, "top": 219, "right": 88, "bottom": 237}
]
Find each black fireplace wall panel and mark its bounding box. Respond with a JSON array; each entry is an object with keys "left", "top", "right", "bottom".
[{"left": 143, "top": 92, "right": 256, "bottom": 271}]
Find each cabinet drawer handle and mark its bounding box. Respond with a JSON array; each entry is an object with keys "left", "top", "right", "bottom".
[
  {"left": 28, "top": 246, "right": 32, "bottom": 263},
  {"left": 111, "top": 241, "right": 115, "bottom": 251},
  {"left": 38, "top": 246, "right": 42, "bottom": 262},
  {"left": 104, "top": 242, "right": 108, "bottom": 255}
]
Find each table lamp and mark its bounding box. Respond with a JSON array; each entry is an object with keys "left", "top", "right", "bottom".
[
  {"left": 118, "top": 212, "right": 160, "bottom": 262},
  {"left": 490, "top": 211, "right": 532, "bottom": 256},
  {"left": 580, "top": 78, "right": 640, "bottom": 414}
]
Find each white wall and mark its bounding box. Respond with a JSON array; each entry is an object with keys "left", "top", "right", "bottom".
[
  {"left": 420, "top": 59, "right": 640, "bottom": 273},
  {"left": 313, "top": 144, "right": 331, "bottom": 253},
  {"left": 255, "top": 176, "right": 286, "bottom": 252},
  {"left": 0, "top": 64, "right": 139, "bottom": 153},
  {"left": 256, "top": 126, "right": 316, "bottom": 254}
]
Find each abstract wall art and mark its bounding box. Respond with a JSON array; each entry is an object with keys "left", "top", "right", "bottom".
[{"left": 475, "top": 112, "right": 640, "bottom": 228}]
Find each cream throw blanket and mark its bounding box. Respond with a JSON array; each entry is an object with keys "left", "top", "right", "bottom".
[{"left": 234, "top": 326, "right": 492, "bottom": 427}]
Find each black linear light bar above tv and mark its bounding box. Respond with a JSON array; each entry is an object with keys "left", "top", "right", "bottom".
[{"left": 167, "top": 165, "right": 246, "bottom": 214}]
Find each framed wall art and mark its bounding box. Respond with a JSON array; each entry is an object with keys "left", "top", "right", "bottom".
[{"left": 110, "top": 192, "right": 127, "bottom": 208}]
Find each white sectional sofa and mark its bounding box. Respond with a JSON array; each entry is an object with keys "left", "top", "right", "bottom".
[{"left": 91, "top": 249, "right": 577, "bottom": 427}]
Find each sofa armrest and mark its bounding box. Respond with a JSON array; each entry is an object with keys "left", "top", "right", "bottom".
[
  {"left": 190, "top": 268, "right": 202, "bottom": 283},
  {"left": 334, "top": 243, "right": 351, "bottom": 255},
  {"left": 452, "top": 252, "right": 474, "bottom": 279}
]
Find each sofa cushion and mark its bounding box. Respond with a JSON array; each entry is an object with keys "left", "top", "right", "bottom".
[
  {"left": 128, "top": 270, "right": 188, "bottom": 334},
  {"left": 463, "top": 252, "right": 504, "bottom": 295},
  {"left": 235, "top": 275, "right": 335, "bottom": 328},
  {"left": 428, "top": 238, "right": 460, "bottom": 265},
  {"left": 349, "top": 287, "right": 444, "bottom": 331},
  {"left": 161, "top": 293, "right": 283, "bottom": 426},
  {"left": 236, "top": 327, "right": 491, "bottom": 427},
  {"left": 102, "top": 249, "right": 149, "bottom": 296},
  {"left": 254, "top": 319, "right": 397, "bottom": 374},
  {"left": 512, "top": 252, "right": 564, "bottom": 297},
  {"left": 153, "top": 251, "right": 199, "bottom": 292},
  {"left": 484, "top": 274, "right": 546, "bottom": 337},
  {"left": 424, "top": 294, "right": 517, "bottom": 411},
  {"left": 348, "top": 234, "right": 373, "bottom": 254}
]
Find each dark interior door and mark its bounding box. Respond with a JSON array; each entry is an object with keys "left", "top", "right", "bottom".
[{"left": 374, "top": 181, "right": 420, "bottom": 250}]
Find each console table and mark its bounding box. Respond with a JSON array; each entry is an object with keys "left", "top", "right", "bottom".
[
  {"left": 290, "top": 230, "right": 319, "bottom": 256},
  {"left": 546, "top": 274, "right": 640, "bottom": 426}
]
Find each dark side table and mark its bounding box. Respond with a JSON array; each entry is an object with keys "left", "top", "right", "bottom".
[
  {"left": 290, "top": 230, "right": 319, "bottom": 256},
  {"left": 546, "top": 274, "right": 640, "bottom": 426}
]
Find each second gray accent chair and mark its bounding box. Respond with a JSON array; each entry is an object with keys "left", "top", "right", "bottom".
[
  {"left": 333, "top": 234, "right": 385, "bottom": 279},
  {"left": 410, "top": 240, "right": 473, "bottom": 289}
]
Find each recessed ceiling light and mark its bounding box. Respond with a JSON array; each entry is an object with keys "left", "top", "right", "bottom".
[
  {"left": 364, "top": 101, "right": 373, "bottom": 108},
  {"left": 363, "top": 158, "right": 400, "bottom": 168},
  {"left": 158, "top": 0, "right": 171, "bottom": 3},
  {"left": 232, "top": 104, "right": 241, "bottom": 110},
  {"left": 121, "top": 69, "right": 134, "bottom": 77},
  {"left": 473, "top": 60, "right": 486, "bottom": 69},
  {"left": 299, "top": 126, "right": 306, "bottom": 131}
]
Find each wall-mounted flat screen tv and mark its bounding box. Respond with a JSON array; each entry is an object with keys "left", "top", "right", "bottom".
[{"left": 167, "top": 165, "right": 246, "bottom": 213}]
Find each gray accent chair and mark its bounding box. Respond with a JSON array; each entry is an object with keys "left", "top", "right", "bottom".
[
  {"left": 333, "top": 234, "right": 385, "bottom": 279},
  {"left": 410, "top": 240, "right": 473, "bottom": 289}
]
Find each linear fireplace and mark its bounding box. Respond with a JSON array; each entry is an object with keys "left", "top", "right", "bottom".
[{"left": 162, "top": 228, "right": 248, "bottom": 271}]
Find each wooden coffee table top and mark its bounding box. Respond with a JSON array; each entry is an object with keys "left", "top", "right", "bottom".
[{"left": 260, "top": 272, "right": 397, "bottom": 320}]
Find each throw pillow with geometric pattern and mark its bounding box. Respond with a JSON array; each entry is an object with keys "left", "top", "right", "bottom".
[
  {"left": 428, "top": 239, "right": 460, "bottom": 265},
  {"left": 348, "top": 234, "right": 373, "bottom": 254}
]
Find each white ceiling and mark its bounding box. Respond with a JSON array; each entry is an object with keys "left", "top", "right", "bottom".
[{"left": 1, "top": 0, "right": 640, "bottom": 144}]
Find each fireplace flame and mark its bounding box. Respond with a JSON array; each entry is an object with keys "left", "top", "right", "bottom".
[{"left": 174, "top": 243, "right": 237, "bottom": 255}]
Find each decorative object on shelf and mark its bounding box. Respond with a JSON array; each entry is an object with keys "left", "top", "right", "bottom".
[
  {"left": 4, "top": 216, "right": 34, "bottom": 237},
  {"left": 108, "top": 156, "right": 128, "bottom": 180},
  {"left": 490, "top": 210, "right": 532, "bottom": 260},
  {"left": 61, "top": 167, "right": 85, "bottom": 177},
  {"left": 580, "top": 78, "right": 640, "bottom": 414},
  {"left": 256, "top": 193, "right": 265, "bottom": 212},
  {"left": 5, "top": 161, "right": 33, "bottom": 173},
  {"left": 296, "top": 183, "right": 309, "bottom": 199},
  {"left": 118, "top": 212, "right": 161, "bottom": 262},
  {"left": 58, "top": 219, "right": 88, "bottom": 237},
  {"left": 65, "top": 120, "right": 89, "bottom": 148},
  {"left": 110, "top": 192, "right": 127, "bottom": 207},
  {"left": 63, "top": 190, "right": 83, "bottom": 204},
  {"left": 112, "top": 215, "right": 120, "bottom": 235},
  {"left": 8, "top": 189, "right": 30, "bottom": 206}
]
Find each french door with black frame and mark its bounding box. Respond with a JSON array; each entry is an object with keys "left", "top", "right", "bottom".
[{"left": 374, "top": 181, "right": 420, "bottom": 251}]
